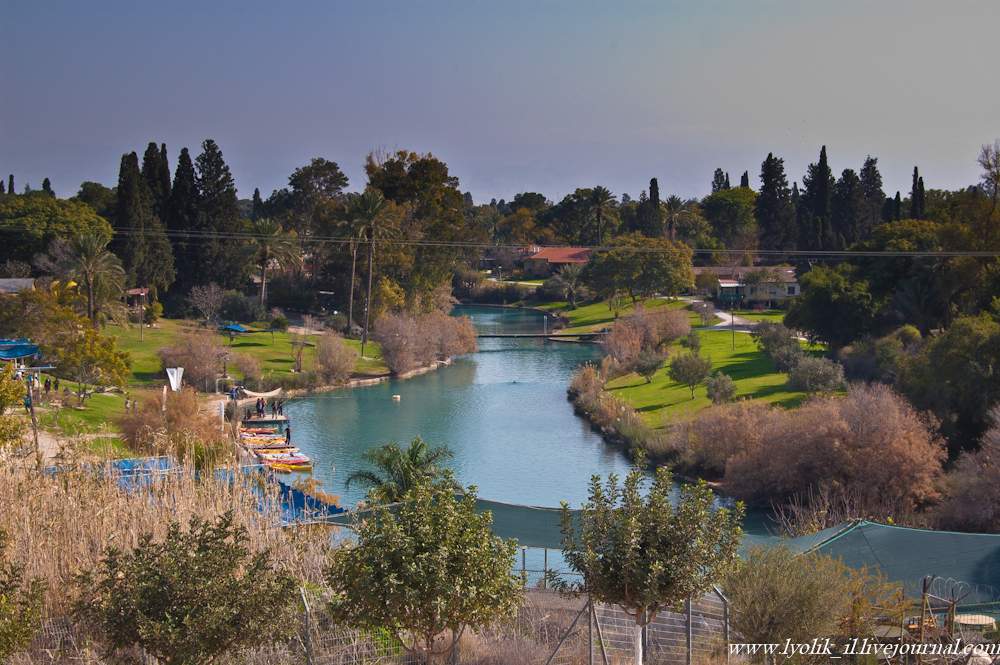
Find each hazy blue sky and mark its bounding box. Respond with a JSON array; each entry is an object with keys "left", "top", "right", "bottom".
[{"left": 3, "top": 1, "right": 998, "bottom": 204}]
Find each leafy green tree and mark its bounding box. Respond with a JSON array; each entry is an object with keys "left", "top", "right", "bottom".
[
  {"left": 910, "top": 166, "right": 925, "bottom": 219},
  {"left": 5, "top": 175, "right": 11, "bottom": 196},
  {"left": 35, "top": 233, "right": 125, "bottom": 326},
  {"left": 0, "top": 194, "right": 112, "bottom": 264},
  {"left": 788, "top": 355, "right": 845, "bottom": 393},
  {"left": 755, "top": 152, "right": 797, "bottom": 250},
  {"left": 250, "top": 187, "right": 264, "bottom": 220},
  {"left": 76, "top": 512, "right": 296, "bottom": 665},
  {"left": 288, "top": 157, "right": 349, "bottom": 228},
  {"left": 195, "top": 139, "right": 250, "bottom": 289},
  {"left": 58, "top": 324, "right": 130, "bottom": 404},
  {"left": 669, "top": 352, "right": 712, "bottom": 398},
  {"left": 559, "top": 461, "right": 743, "bottom": 665},
  {"left": 73, "top": 181, "right": 116, "bottom": 219},
  {"left": 632, "top": 349, "right": 664, "bottom": 383},
  {"left": 326, "top": 477, "right": 522, "bottom": 662},
  {"left": 549, "top": 263, "right": 586, "bottom": 308},
  {"left": 785, "top": 264, "right": 878, "bottom": 348},
  {"left": 636, "top": 177, "right": 663, "bottom": 237},
  {"left": 711, "top": 168, "right": 728, "bottom": 193},
  {"left": 0, "top": 530, "right": 44, "bottom": 661},
  {"left": 584, "top": 233, "right": 693, "bottom": 302},
  {"left": 702, "top": 187, "right": 757, "bottom": 248},
  {"left": 345, "top": 437, "right": 456, "bottom": 503},
  {"left": 706, "top": 372, "right": 736, "bottom": 404}
]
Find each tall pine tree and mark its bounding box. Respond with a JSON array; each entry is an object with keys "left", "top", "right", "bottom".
[
  {"left": 251, "top": 188, "right": 264, "bottom": 220},
  {"left": 637, "top": 177, "right": 664, "bottom": 237},
  {"left": 799, "top": 146, "right": 835, "bottom": 249},
  {"left": 916, "top": 177, "right": 926, "bottom": 219},
  {"left": 858, "top": 156, "right": 884, "bottom": 237},
  {"left": 739, "top": 171, "right": 750, "bottom": 188},
  {"left": 755, "top": 153, "right": 796, "bottom": 250},
  {"left": 7, "top": 175, "right": 13, "bottom": 195},
  {"left": 141, "top": 142, "right": 170, "bottom": 218},
  {"left": 711, "top": 168, "right": 727, "bottom": 193},
  {"left": 895, "top": 191, "right": 902, "bottom": 220},
  {"left": 909, "top": 167, "right": 924, "bottom": 219},
  {"left": 0, "top": 179, "right": 5, "bottom": 195},
  {"left": 831, "top": 169, "right": 864, "bottom": 247},
  {"left": 114, "top": 152, "right": 174, "bottom": 295},
  {"left": 167, "top": 147, "right": 200, "bottom": 293},
  {"left": 195, "top": 139, "right": 249, "bottom": 289},
  {"left": 41, "top": 178, "right": 54, "bottom": 197}
]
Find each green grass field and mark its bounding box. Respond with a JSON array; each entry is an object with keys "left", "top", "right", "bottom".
[
  {"left": 605, "top": 329, "right": 809, "bottom": 426},
  {"left": 536, "top": 298, "right": 704, "bottom": 333},
  {"left": 38, "top": 392, "right": 126, "bottom": 434},
  {"left": 732, "top": 309, "right": 786, "bottom": 324},
  {"left": 108, "top": 319, "right": 388, "bottom": 387}
]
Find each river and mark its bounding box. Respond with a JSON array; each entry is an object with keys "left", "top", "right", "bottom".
[{"left": 285, "top": 305, "right": 635, "bottom": 509}]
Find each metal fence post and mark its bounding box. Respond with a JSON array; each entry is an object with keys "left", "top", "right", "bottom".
[
  {"left": 543, "top": 548, "right": 548, "bottom": 590},
  {"left": 685, "top": 596, "right": 693, "bottom": 665},
  {"left": 300, "top": 587, "right": 314, "bottom": 665},
  {"left": 521, "top": 546, "right": 527, "bottom": 588},
  {"left": 589, "top": 598, "right": 595, "bottom": 665}
]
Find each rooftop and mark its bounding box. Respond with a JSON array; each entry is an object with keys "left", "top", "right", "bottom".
[{"left": 526, "top": 247, "right": 592, "bottom": 264}]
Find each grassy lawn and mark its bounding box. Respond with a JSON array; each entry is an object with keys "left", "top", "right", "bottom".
[
  {"left": 537, "top": 297, "right": 689, "bottom": 333},
  {"left": 605, "top": 329, "right": 809, "bottom": 426},
  {"left": 733, "top": 309, "right": 786, "bottom": 324},
  {"left": 108, "top": 319, "right": 388, "bottom": 387},
  {"left": 38, "top": 392, "right": 126, "bottom": 434}
]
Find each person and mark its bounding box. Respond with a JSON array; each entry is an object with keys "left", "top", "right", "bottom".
[
  {"left": 53, "top": 377, "right": 59, "bottom": 392},
  {"left": 277, "top": 400, "right": 284, "bottom": 416},
  {"left": 245, "top": 407, "right": 252, "bottom": 421},
  {"left": 43, "top": 378, "right": 51, "bottom": 395},
  {"left": 270, "top": 401, "right": 277, "bottom": 418},
  {"left": 285, "top": 424, "right": 291, "bottom": 444}
]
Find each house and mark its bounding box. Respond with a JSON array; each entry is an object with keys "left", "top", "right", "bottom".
[
  {"left": 0, "top": 278, "right": 35, "bottom": 296},
  {"left": 692, "top": 266, "right": 798, "bottom": 307},
  {"left": 522, "top": 247, "right": 592, "bottom": 277}
]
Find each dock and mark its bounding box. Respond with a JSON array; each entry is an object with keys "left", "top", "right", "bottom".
[{"left": 475, "top": 331, "right": 607, "bottom": 339}]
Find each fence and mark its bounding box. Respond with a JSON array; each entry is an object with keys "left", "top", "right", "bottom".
[{"left": 13, "top": 588, "right": 729, "bottom": 665}]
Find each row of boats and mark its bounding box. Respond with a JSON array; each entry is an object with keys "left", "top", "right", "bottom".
[{"left": 238, "top": 423, "right": 313, "bottom": 472}]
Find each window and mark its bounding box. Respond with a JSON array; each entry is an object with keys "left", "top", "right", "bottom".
[{"left": 787, "top": 285, "right": 797, "bottom": 296}]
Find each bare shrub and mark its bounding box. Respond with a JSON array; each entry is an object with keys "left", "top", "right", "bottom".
[
  {"left": 188, "top": 283, "right": 225, "bottom": 324},
  {"left": 232, "top": 353, "right": 261, "bottom": 389},
  {"left": 374, "top": 312, "right": 477, "bottom": 375},
  {"left": 315, "top": 335, "right": 357, "bottom": 384},
  {"left": 665, "top": 401, "right": 773, "bottom": 477},
  {"left": 119, "top": 388, "right": 231, "bottom": 467},
  {"left": 692, "top": 301, "right": 716, "bottom": 326},
  {"left": 158, "top": 333, "right": 226, "bottom": 392},
  {"left": 604, "top": 306, "right": 690, "bottom": 367},
  {"left": 603, "top": 320, "right": 643, "bottom": 365},
  {"left": 773, "top": 485, "right": 927, "bottom": 537},
  {"left": 725, "top": 384, "right": 944, "bottom": 511},
  {"left": 936, "top": 406, "right": 1000, "bottom": 532}
]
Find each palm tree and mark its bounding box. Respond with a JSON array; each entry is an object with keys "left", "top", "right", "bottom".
[
  {"left": 589, "top": 186, "right": 617, "bottom": 245},
  {"left": 36, "top": 233, "right": 124, "bottom": 327},
  {"left": 250, "top": 218, "right": 300, "bottom": 307},
  {"left": 663, "top": 195, "right": 695, "bottom": 242},
  {"left": 550, "top": 263, "right": 585, "bottom": 308},
  {"left": 350, "top": 189, "right": 388, "bottom": 358},
  {"left": 345, "top": 437, "right": 455, "bottom": 504}
]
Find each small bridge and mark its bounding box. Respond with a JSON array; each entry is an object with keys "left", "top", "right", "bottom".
[{"left": 476, "top": 331, "right": 608, "bottom": 339}]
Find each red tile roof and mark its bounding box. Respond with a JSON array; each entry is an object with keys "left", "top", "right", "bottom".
[{"left": 526, "top": 247, "right": 592, "bottom": 264}]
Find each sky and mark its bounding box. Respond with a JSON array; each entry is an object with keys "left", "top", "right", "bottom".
[{"left": 2, "top": 0, "right": 998, "bottom": 205}]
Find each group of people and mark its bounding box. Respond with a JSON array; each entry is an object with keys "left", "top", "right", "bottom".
[
  {"left": 249, "top": 397, "right": 285, "bottom": 419},
  {"left": 42, "top": 377, "right": 59, "bottom": 395}
]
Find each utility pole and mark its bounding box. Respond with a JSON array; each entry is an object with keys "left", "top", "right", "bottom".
[
  {"left": 24, "top": 372, "right": 41, "bottom": 469},
  {"left": 361, "top": 228, "right": 375, "bottom": 359}
]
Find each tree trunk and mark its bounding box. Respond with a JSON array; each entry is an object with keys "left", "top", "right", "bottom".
[
  {"left": 634, "top": 617, "right": 644, "bottom": 665},
  {"left": 348, "top": 240, "right": 358, "bottom": 332},
  {"left": 259, "top": 265, "right": 267, "bottom": 307},
  {"left": 361, "top": 234, "right": 375, "bottom": 358},
  {"left": 87, "top": 282, "right": 97, "bottom": 328}
]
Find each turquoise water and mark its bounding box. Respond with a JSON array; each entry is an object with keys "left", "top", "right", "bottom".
[{"left": 285, "top": 305, "right": 635, "bottom": 508}]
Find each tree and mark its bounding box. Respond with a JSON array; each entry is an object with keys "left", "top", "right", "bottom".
[
  {"left": 167, "top": 147, "right": 200, "bottom": 291},
  {"left": 910, "top": 166, "right": 923, "bottom": 219},
  {"left": 702, "top": 187, "right": 757, "bottom": 248},
  {"left": 711, "top": 168, "right": 728, "bottom": 193},
  {"left": 549, "top": 263, "right": 586, "bottom": 308},
  {"left": 6, "top": 176, "right": 11, "bottom": 196},
  {"left": 831, "top": 168, "right": 865, "bottom": 247},
  {"left": 35, "top": 233, "right": 125, "bottom": 327},
  {"left": 588, "top": 185, "right": 617, "bottom": 244},
  {"left": 0, "top": 194, "right": 112, "bottom": 265},
  {"left": 350, "top": 188, "right": 389, "bottom": 357},
  {"left": 799, "top": 146, "right": 835, "bottom": 249},
  {"left": 788, "top": 355, "right": 845, "bottom": 393},
  {"left": 249, "top": 217, "right": 299, "bottom": 306},
  {"left": 288, "top": 157, "right": 349, "bottom": 230},
  {"left": 326, "top": 477, "right": 521, "bottom": 662},
  {"left": 755, "top": 152, "right": 797, "bottom": 250},
  {"left": 632, "top": 349, "right": 665, "bottom": 383},
  {"left": 345, "top": 437, "right": 456, "bottom": 503},
  {"left": 669, "top": 352, "right": 712, "bottom": 398},
  {"left": 979, "top": 140, "right": 1000, "bottom": 219},
  {"left": 584, "top": 233, "right": 693, "bottom": 302},
  {"left": 0, "top": 530, "right": 44, "bottom": 661},
  {"left": 141, "top": 141, "right": 171, "bottom": 218},
  {"left": 41, "top": 177, "right": 54, "bottom": 197},
  {"left": 188, "top": 283, "right": 225, "bottom": 325},
  {"left": 859, "top": 155, "right": 885, "bottom": 238},
  {"left": 315, "top": 334, "right": 357, "bottom": 384},
  {"left": 59, "top": 325, "right": 130, "bottom": 404},
  {"left": 706, "top": 371, "right": 736, "bottom": 404},
  {"left": 785, "top": 264, "right": 878, "bottom": 348},
  {"left": 559, "top": 461, "right": 743, "bottom": 665},
  {"left": 636, "top": 177, "right": 663, "bottom": 237},
  {"left": 114, "top": 151, "right": 174, "bottom": 294},
  {"left": 74, "top": 181, "right": 116, "bottom": 219},
  {"left": 739, "top": 171, "right": 750, "bottom": 188},
  {"left": 195, "top": 139, "right": 250, "bottom": 289},
  {"left": 76, "top": 512, "right": 296, "bottom": 665}
]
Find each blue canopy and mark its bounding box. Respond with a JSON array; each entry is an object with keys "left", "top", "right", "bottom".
[
  {"left": 220, "top": 323, "right": 250, "bottom": 333},
  {"left": 0, "top": 339, "right": 39, "bottom": 360}
]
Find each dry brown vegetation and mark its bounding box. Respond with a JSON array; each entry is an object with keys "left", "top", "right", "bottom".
[
  {"left": 568, "top": 364, "right": 659, "bottom": 451},
  {"left": 119, "top": 387, "right": 232, "bottom": 466},
  {"left": 374, "top": 311, "right": 477, "bottom": 374},
  {"left": 665, "top": 383, "right": 945, "bottom": 511},
  {"left": 603, "top": 305, "right": 689, "bottom": 370},
  {"left": 158, "top": 332, "right": 226, "bottom": 392},
  {"left": 935, "top": 406, "right": 1000, "bottom": 532},
  {"left": 315, "top": 334, "right": 358, "bottom": 384}
]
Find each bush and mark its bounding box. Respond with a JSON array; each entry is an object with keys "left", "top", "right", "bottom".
[
  {"left": 232, "top": 352, "right": 261, "bottom": 389},
  {"left": 936, "top": 406, "right": 1000, "bottom": 531},
  {"left": 315, "top": 334, "right": 357, "bottom": 384},
  {"left": 158, "top": 333, "right": 225, "bottom": 392},
  {"left": 0, "top": 530, "right": 44, "bottom": 662},
  {"left": 143, "top": 300, "right": 163, "bottom": 325},
  {"left": 751, "top": 321, "right": 802, "bottom": 371},
  {"left": 120, "top": 387, "right": 231, "bottom": 468},
  {"left": 631, "top": 350, "right": 665, "bottom": 383},
  {"left": 788, "top": 355, "right": 844, "bottom": 393},
  {"left": 668, "top": 352, "right": 712, "bottom": 398},
  {"left": 188, "top": 283, "right": 224, "bottom": 324},
  {"left": 665, "top": 401, "right": 772, "bottom": 476},
  {"left": 220, "top": 290, "right": 266, "bottom": 323},
  {"left": 681, "top": 330, "right": 701, "bottom": 353},
  {"left": 76, "top": 512, "right": 297, "bottom": 664},
  {"left": 374, "top": 312, "right": 477, "bottom": 374},
  {"left": 705, "top": 372, "right": 736, "bottom": 404}
]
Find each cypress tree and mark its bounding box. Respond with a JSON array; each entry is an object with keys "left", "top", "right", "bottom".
[
  {"left": 831, "top": 168, "right": 864, "bottom": 247},
  {"left": 167, "top": 147, "right": 200, "bottom": 293},
  {"left": 910, "top": 167, "right": 920, "bottom": 218},
  {"left": 141, "top": 142, "right": 169, "bottom": 218},
  {"left": 711, "top": 168, "right": 727, "bottom": 193},
  {"left": 7, "top": 175, "right": 13, "bottom": 195},
  {"left": 637, "top": 177, "right": 663, "bottom": 237},
  {"left": 858, "top": 156, "right": 884, "bottom": 236},
  {"left": 739, "top": 171, "right": 750, "bottom": 188},
  {"left": 724, "top": 172, "right": 731, "bottom": 189},
  {"left": 114, "top": 152, "right": 148, "bottom": 282},
  {"left": 251, "top": 187, "right": 264, "bottom": 220},
  {"left": 41, "top": 178, "right": 54, "bottom": 197},
  {"left": 195, "top": 139, "right": 249, "bottom": 289},
  {"left": 755, "top": 152, "right": 796, "bottom": 250},
  {"left": 158, "top": 143, "right": 171, "bottom": 203},
  {"left": 799, "top": 146, "right": 834, "bottom": 249},
  {"left": 916, "top": 177, "right": 926, "bottom": 219},
  {"left": 894, "top": 191, "right": 902, "bottom": 220},
  {"left": 0, "top": 179, "right": 5, "bottom": 195}
]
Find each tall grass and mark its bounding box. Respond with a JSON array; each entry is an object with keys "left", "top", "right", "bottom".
[{"left": 0, "top": 454, "right": 331, "bottom": 617}]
